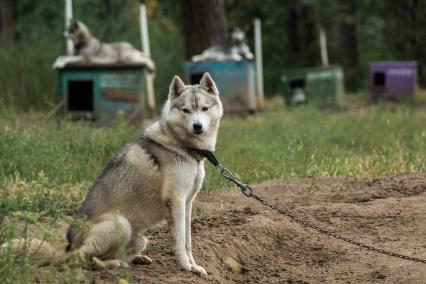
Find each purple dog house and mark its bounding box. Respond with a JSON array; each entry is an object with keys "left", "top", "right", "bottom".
[{"left": 369, "top": 61, "right": 417, "bottom": 100}]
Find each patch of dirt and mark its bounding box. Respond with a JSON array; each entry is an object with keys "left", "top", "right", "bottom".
[{"left": 60, "top": 173, "right": 426, "bottom": 282}]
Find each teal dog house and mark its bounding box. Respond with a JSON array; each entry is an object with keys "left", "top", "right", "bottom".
[
  {"left": 184, "top": 60, "right": 257, "bottom": 113},
  {"left": 58, "top": 64, "right": 147, "bottom": 126}
]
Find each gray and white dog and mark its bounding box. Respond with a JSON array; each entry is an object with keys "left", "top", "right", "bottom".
[
  {"left": 2, "top": 73, "right": 222, "bottom": 276},
  {"left": 191, "top": 27, "right": 254, "bottom": 62},
  {"left": 53, "top": 19, "right": 155, "bottom": 72}
]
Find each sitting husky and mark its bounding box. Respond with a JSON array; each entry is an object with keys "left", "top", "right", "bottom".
[
  {"left": 2, "top": 73, "right": 222, "bottom": 276},
  {"left": 53, "top": 19, "right": 155, "bottom": 72}
]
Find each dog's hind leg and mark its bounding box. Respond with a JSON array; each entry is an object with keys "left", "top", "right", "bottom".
[
  {"left": 77, "top": 214, "right": 132, "bottom": 262},
  {"left": 128, "top": 233, "right": 152, "bottom": 265},
  {"left": 92, "top": 257, "right": 129, "bottom": 268},
  {"left": 132, "top": 234, "right": 149, "bottom": 252}
]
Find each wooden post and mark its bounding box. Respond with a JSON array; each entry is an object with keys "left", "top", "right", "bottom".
[
  {"left": 254, "top": 18, "right": 265, "bottom": 110},
  {"left": 140, "top": 4, "right": 156, "bottom": 117},
  {"left": 319, "top": 26, "right": 329, "bottom": 68},
  {"left": 65, "top": 0, "right": 74, "bottom": 55}
]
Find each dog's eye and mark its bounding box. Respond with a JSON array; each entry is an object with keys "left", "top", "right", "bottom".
[
  {"left": 182, "top": 108, "right": 190, "bottom": 113},
  {"left": 201, "top": 107, "right": 209, "bottom": 112}
]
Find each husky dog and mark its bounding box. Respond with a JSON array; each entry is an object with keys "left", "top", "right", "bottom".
[
  {"left": 229, "top": 27, "right": 254, "bottom": 60},
  {"left": 2, "top": 73, "right": 222, "bottom": 276},
  {"left": 53, "top": 19, "right": 155, "bottom": 72},
  {"left": 191, "top": 27, "right": 254, "bottom": 62}
]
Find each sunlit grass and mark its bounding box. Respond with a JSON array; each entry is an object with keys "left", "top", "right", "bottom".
[
  {"left": 1, "top": 100, "right": 426, "bottom": 211},
  {"left": 204, "top": 101, "right": 426, "bottom": 191}
]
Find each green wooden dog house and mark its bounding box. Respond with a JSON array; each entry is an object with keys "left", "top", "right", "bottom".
[
  {"left": 281, "top": 66, "right": 345, "bottom": 107},
  {"left": 58, "top": 63, "right": 147, "bottom": 126}
]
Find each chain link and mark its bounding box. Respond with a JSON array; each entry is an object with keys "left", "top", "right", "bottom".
[{"left": 215, "top": 163, "right": 426, "bottom": 264}]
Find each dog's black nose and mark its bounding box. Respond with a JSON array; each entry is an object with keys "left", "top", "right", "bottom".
[{"left": 193, "top": 123, "right": 203, "bottom": 134}]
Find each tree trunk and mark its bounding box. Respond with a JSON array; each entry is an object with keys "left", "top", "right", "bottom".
[
  {"left": 0, "top": 0, "right": 18, "bottom": 41},
  {"left": 326, "top": 0, "right": 359, "bottom": 89},
  {"left": 339, "top": 0, "right": 358, "bottom": 67},
  {"left": 181, "top": 0, "right": 227, "bottom": 59},
  {"left": 99, "top": 0, "right": 113, "bottom": 19}
]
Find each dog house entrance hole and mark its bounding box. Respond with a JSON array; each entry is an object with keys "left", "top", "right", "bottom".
[
  {"left": 290, "top": 79, "right": 305, "bottom": 90},
  {"left": 190, "top": 73, "right": 203, "bottom": 85},
  {"left": 373, "top": 72, "right": 386, "bottom": 86},
  {"left": 67, "top": 80, "right": 94, "bottom": 111},
  {"left": 289, "top": 79, "right": 307, "bottom": 103}
]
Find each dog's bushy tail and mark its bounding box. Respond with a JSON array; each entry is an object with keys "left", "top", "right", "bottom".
[{"left": 1, "top": 238, "right": 65, "bottom": 266}]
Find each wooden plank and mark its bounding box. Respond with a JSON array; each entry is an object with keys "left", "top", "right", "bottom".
[{"left": 103, "top": 89, "right": 138, "bottom": 101}]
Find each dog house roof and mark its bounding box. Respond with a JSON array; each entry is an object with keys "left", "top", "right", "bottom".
[
  {"left": 369, "top": 61, "right": 417, "bottom": 69},
  {"left": 59, "top": 62, "right": 150, "bottom": 70}
]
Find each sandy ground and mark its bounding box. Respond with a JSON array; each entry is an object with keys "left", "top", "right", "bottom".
[{"left": 85, "top": 172, "right": 426, "bottom": 283}]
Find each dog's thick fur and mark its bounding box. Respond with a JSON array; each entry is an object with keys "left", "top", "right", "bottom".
[
  {"left": 2, "top": 73, "right": 222, "bottom": 276},
  {"left": 53, "top": 19, "right": 155, "bottom": 72}
]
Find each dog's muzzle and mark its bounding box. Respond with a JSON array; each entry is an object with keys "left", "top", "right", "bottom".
[{"left": 193, "top": 123, "right": 204, "bottom": 135}]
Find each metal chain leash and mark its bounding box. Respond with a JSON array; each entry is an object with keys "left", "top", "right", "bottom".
[{"left": 209, "top": 160, "right": 426, "bottom": 264}]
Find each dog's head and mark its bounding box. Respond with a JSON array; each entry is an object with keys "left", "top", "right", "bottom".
[
  {"left": 230, "top": 27, "right": 247, "bottom": 45},
  {"left": 64, "top": 19, "right": 91, "bottom": 51},
  {"left": 162, "top": 73, "right": 223, "bottom": 150}
]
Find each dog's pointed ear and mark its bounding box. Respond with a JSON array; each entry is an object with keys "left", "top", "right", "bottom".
[
  {"left": 169, "top": 75, "right": 185, "bottom": 100},
  {"left": 200, "top": 72, "right": 219, "bottom": 96}
]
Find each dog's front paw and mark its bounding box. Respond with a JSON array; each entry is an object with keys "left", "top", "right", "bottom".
[
  {"left": 131, "top": 254, "right": 152, "bottom": 265},
  {"left": 190, "top": 264, "right": 207, "bottom": 276},
  {"left": 180, "top": 262, "right": 207, "bottom": 276},
  {"left": 52, "top": 59, "right": 65, "bottom": 69},
  {"left": 146, "top": 60, "right": 155, "bottom": 73}
]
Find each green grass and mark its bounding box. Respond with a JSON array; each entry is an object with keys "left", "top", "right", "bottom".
[
  {"left": 206, "top": 103, "right": 426, "bottom": 191},
  {"left": 1, "top": 102, "right": 426, "bottom": 216},
  {"left": 1, "top": 100, "right": 426, "bottom": 282}
]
